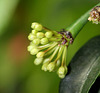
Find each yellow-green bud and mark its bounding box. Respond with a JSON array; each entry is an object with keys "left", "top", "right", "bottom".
[
  {"left": 27, "top": 45, "right": 36, "bottom": 51},
  {"left": 43, "top": 58, "right": 50, "bottom": 64},
  {"left": 34, "top": 58, "right": 43, "bottom": 65},
  {"left": 47, "top": 62, "right": 56, "bottom": 72},
  {"left": 28, "top": 33, "right": 36, "bottom": 40},
  {"left": 41, "top": 38, "right": 48, "bottom": 45},
  {"left": 36, "top": 52, "right": 45, "bottom": 58},
  {"left": 30, "top": 48, "right": 39, "bottom": 55},
  {"left": 35, "top": 23, "right": 42, "bottom": 31},
  {"left": 57, "top": 66, "right": 67, "bottom": 78},
  {"left": 58, "top": 66, "right": 65, "bottom": 75},
  {"left": 42, "top": 63, "right": 49, "bottom": 71},
  {"left": 56, "top": 60, "right": 60, "bottom": 67},
  {"left": 27, "top": 45, "right": 33, "bottom": 52},
  {"left": 45, "top": 31, "right": 53, "bottom": 38},
  {"left": 32, "top": 38, "right": 40, "bottom": 45},
  {"left": 36, "top": 32, "right": 44, "bottom": 38},
  {"left": 32, "top": 30, "right": 38, "bottom": 35},
  {"left": 58, "top": 74, "right": 65, "bottom": 79},
  {"left": 31, "top": 22, "right": 42, "bottom": 31},
  {"left": 31, "top": 22, "right": 38, "bottom": 29}
]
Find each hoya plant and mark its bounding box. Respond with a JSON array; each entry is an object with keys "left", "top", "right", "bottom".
[
  {"left": 27, "top": 3, "right": 100, "bottom": 93},
  {"left": 0, "top": 1, "right": 100, "bottom": 93}
]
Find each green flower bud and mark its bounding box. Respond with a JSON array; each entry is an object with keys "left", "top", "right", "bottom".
[
  {"left": 28, "top": 33, "right": 36, "bottom": 40},
  {"left": 36, "top": 52, "right": 45, "bottom": 58},
  {"left": 32, "top": 38, "right": 40, "bottom": 45},
  {"left": 31, "top": 22, "right": 38, "bottom": 29},
  {"left": 45, "top": 31, "right": 53, "bottom": 38},
  {"left": 30, "top": 48, "right": 39, "bottom": 55},
  {"left": 58, "top": 66, "right": 65, "bottom": 75},
  {"left": 31, "top": 22, "right": 43, "bottom": 31},
  {"left": 56, "top": 60, "right": 60, "bottom": 67},
  {"left": 57, "top": 66, "right": 68, "bottom": 78},
  {"left": 32, "top": 30, "right": 38, "bottom": 35},
  {"left": 36, "top": 32, "right": 44, "bottom": 38},
  {"left": 47, "top": 62, "right": 56, "bottom": 72},
  {"left": 43, "top": 58, "right": 50, "bottom": 64},
  {"left": 34, "top": 57, "right": 43, "bottom": 65},
  {"left": 42, "top": 62, "right": 49, "bottom": 71},
  {"left": 58, "top": 74, "right": 65, "bottom": 79},
  {"left": 27, "top": 45, "right": 36, "bottom": 51},
  {"left": 35, "top": 23, "right": 43, "bottom": 31},
  {"left": 41, "top": 38, "right": 48, "bottom": 45},
  {"left": 27, "top": 45, "right": 33, "bottom": 52}
]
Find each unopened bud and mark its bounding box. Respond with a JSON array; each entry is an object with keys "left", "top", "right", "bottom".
[
  {"left": 36, "top": 52, "right": 45, "bottom": 58},
  {"left": 32, "top": 38, "right": 40, "bottom": 45},
  {"left": 31, "top": 22, "right": 43, "bottom": 31},
  {"left": 30, "top": 48, "right": 39, "bottom": 55},
  {"left": 27, "top": 45, "right": 36, "bottom": 51},
  {"left": 32, "top": 30, "right": 38, "bottom": 35},
  {"left": 28, "top": 33, "right": 36, "bottom": 40},
  {"left": 37, "top": 32, "right": 44, "bottom": 38},
  {"left": 57, "top": 66, "right": 68, "bottom": 78},
  {"left": 56, "top": 60, "right": 60, "bottom": 67},
  {"left": 45, "top": 31, "right": 53, "bottom": 38},
  {"left": 43, "top": 58, "right": 50, "bottom": 64},
  {"left": 41, "top": 38, "right": 48, "bottom": 45},
  {"left": 47, "top": 62, "right": 56, "bottom": 72},
  {"left": 58, "top": 74, "right": 65, "bottom": 79},
  {"left": 34, "top": 57, "right": 43, "bottom": 65},
  {"left": 42, "top": 62, "right": 49, "bottom": 71}
]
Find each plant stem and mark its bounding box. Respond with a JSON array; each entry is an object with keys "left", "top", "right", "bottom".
[{"left": 66, "top": 3, "right": 100, "bottom": 38}]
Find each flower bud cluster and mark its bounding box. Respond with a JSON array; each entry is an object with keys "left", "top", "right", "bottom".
[
  {"left": 88, "top": 6, "right": 100, "bottom": 24},
  {"left": 27, "top": 22, "right": 73, "bottom": 78}
]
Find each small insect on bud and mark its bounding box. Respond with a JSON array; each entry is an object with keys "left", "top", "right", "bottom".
[
  {"left": 47, "top": 62, "right": 56, "bottom": 72},
  {"left": 32, "top": 30, "right": 38, "bottom": 35},
  {"left": 41, "top": 38, "right": 49, "bottom": 45},
  {"left": 36, "top": 52, "right": 45, "bottom": 58},
  {"left": 42, "top": 62, "right": 49, "bottom": 71},
  {"left": 34, "top": 57, "right": 43, "bottom": 65},
  {"left": 30, "top": 48, "right": 39, "bottom": 55},
  {"left": 31, "top": 22, "right": 43, "bottom": 31},
  {"left": 45, "top": 31, "right": 53, "bottom": 38},
  {"left": 28, "top": 33, "right": 36, "bottom": 40},
  {"left": 36, "top": 32, "right": 44, "bottom": 38},
  {"left": 32, "top": 38, "right": 40, "bottom": 45}
]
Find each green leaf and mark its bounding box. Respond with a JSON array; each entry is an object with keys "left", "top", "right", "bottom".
[{"left": 59, "top": 36, "right": 100, "bottom": 93}]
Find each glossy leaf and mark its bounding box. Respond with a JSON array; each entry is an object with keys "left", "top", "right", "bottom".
[{"left": 59, "top": 36, "right": 100, "bottom": 93}]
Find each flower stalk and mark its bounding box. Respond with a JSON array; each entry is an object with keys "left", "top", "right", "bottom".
[{"left": 66, "top": 3, "right": 100, "bottom": 38}]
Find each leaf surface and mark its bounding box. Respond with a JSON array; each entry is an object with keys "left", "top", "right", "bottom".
[{"left": 59, "top": 36, "right": 100, "bottom": 93}]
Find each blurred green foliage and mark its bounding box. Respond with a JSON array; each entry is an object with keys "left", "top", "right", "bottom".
[{"left": 0, "top": 0, "right": 100, "bottom": 93}]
